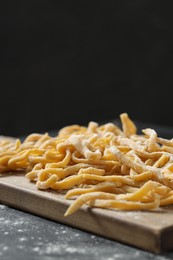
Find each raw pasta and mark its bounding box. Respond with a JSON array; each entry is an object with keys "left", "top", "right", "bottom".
[{"left": 1, "top": 113, "right": 173, "bottom": 216}]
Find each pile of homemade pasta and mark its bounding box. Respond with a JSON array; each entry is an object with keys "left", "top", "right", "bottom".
[{"left": 1, "top": 113, "right": 173, "bottom": 216}]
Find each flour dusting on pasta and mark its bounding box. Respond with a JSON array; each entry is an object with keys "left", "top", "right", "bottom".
[{"left": 1, "top": 113, "right": 173, "bottom": 216}]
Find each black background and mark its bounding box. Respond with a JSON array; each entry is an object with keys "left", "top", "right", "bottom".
[{"left": 0, "top": 1, "right": 173, "bottom": 137}]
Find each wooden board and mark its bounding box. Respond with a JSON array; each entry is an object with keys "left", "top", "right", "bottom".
[{"left": 0, "top": 174, "right": 173, "bottom": 254}]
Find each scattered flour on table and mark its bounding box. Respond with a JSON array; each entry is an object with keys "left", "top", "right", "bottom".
[
  {"left": 0, "top": 244, "right": 9, "bottom": 254},
  {"left": 17, "top": 229, "right": 24, "bottom": 233},
  {"left": 2, "top": 246, "right": 9, "bottom": 251},
  {"left": 33, "top": 247, "right": 40, "bottom": 252},
  {"left": 33, "top": 243, "right": 86, "bottom": 256},
  {"left": 4, "top": 220, "right": 11, "bottom": 225},
  {"left": 0, "top": 205, "right": 6, "bottom": 210},
  {"left": 19, "top": 237, "right": 27, "bottom": 242}
]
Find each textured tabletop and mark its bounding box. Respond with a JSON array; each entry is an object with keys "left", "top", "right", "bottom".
[{"left": 1, "top": 204, "right": 173, "bottom": 260}]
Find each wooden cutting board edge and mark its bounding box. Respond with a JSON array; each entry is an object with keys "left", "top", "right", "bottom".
[{"left": 0, "top": 179, "right": 170, "bottom": 254}]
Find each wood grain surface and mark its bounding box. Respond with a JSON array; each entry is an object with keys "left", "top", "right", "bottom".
[{"left": 0, "top": 173, "right": 173, "bottom": 253}]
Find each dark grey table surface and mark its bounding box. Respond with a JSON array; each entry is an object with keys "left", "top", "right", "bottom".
[{"left": 1, "top": 123, "right": 173, "bottom": 260}]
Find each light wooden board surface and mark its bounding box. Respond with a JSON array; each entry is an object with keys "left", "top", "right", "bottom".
[{"left": 0, "top": 174, "right": 173, "bottom": 253}]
